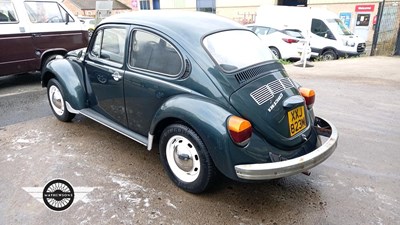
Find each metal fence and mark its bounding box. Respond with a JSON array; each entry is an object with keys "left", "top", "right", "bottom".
[{"left": 371, "top": 1, "right": 400, "bottom": 56}]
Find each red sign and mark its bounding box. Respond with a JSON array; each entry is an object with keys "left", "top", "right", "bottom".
[{"left": 355, "top": 5, "right": 375, "bottom": 12}]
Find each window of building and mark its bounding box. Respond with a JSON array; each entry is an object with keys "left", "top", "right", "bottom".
[
  {"left": 196, "top": 0, "right": 216, "bottom": 14},
  {"left": 0, "top": 2, "right": 18, "bottom": 23},
  {"left": 140, "top": 0, "right": 151, "bottom": 10},
  {"left": 90, "top": 27, "right": 127, "bottom": 64},
  {"left": 129, "top": 30, "right": 183, "bottom": 76},
  {"left": 24, "top": 1, "right": 74, "bottom": 23}
]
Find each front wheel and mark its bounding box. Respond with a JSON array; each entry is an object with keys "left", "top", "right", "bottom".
[
  {"left": 321, "top": 49, "right": 337, "bottom": 60},
  {"left": 47, "top": 79, "right": 75, "bottom": 122},
  {"left": 159, "top": 124, "right": 217, "bottom": 193}
]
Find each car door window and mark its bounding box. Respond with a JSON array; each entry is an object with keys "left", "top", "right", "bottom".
[
  {"left": 24, "top": 1, "right": 74, "bottom": 23},
  {"left": 312, "top": 19, "right": 334, "bottom": 39},
  {"left": 129, "top": 30, "right": 183, "bottom": 76},
  {"left": 90, "top": 27, "right": 127, "bottom": 65}
]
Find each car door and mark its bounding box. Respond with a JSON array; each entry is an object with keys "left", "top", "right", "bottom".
[
  {"left": 123, "top": 28, "right": 185, "bottom": 136},
  {"left": 85, "top": 25, "right": 129, "bottom": 126}
]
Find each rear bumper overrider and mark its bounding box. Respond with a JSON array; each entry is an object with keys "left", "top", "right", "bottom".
[{"left": 234, "top": 117, "right": 338, "bottom": 180}]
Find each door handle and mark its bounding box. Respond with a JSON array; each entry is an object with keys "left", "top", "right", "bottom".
[
  {"left": 112, "top": 71, "right": 122, "bottom": 81},
  {"left": 32, "top": 33, "right": 41, "bottom": 37}
]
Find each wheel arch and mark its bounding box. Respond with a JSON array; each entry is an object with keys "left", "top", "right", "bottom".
[
  {"left": 41, "top": 59, "right": 87, "bottom": 110},
  {"left": 149, "top": 94, "right": 238, "bottom": 177},
  {"left": 321, "top": 47, "right": 338, "bottom": 55},
  {"left": 40, "top": 48, "right": 68, "bottom": 70}
]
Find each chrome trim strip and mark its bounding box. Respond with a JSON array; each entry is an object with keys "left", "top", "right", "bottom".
[
  {"left": 147, "top": 133, "right": 154, "bottom": 151},
  {"left": 65, "top": 101, "right": 80, "bottom": 114},
  {"left": 80, "top": 109, "right": 148, "bottom": 147},
  {"left": 234, "top": 117, "right": 338, "bottom": 180}
]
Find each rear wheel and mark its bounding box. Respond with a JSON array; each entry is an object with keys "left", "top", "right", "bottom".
[
  {"left": 159, "top": 124, "right": 217, "bottom": 193},
  {"left": 269, "top": 47, "right": 281, "bottom": 59},
  {"left": 47, "top": 79, "right": 75, "bottom": 122}
]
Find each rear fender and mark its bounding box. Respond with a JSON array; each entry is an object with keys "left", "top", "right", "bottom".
[
  {"left": 41, "top": 58, "right": 87, "bottom": 110},
  {"left": 149, "top": 94, "right": 238, "bottom": 177}
]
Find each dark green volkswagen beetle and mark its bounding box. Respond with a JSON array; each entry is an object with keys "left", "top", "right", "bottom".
[{"left": 42, "top": 11, "right": 338, "bottom": 193}]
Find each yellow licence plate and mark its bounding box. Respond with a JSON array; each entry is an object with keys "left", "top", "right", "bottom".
[{"left": 288, "top": 106, "right": 307, "bottom": 137}]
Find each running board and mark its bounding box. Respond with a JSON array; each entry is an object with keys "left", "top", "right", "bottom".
[{"left": 80, "top": 108, "right": 149, "bottom": 148}]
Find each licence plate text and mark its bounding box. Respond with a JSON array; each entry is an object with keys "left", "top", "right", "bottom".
[{"left": 288, "top": 106, "right": 307, "bottom": 137}]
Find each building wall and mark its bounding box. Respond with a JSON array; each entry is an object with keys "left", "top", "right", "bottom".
[
  {"left": 63, "top": 0, "right": 85, "bottom": 16},
  {"left": 308, "top": 0, "right": 378, "bottom": 4}
]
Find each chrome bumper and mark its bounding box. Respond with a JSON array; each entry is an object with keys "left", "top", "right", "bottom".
[{"left": 234, "top": 117, "right": 338, "bottom": 180}]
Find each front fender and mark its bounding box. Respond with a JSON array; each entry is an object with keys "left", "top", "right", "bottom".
[
  {"left": 41, "top": 58, "right": 87, "bottom": 110},
  {"left": 149, "top": 94, "right": 240, "bottom": 178}
]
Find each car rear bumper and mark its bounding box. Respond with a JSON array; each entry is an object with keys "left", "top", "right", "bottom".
[{"left": 234, "top": 117, "right": 338, "bottom": 180}]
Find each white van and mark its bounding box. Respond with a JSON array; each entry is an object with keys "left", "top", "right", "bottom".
[
  {"left": 256, "top": 5, "right": 366, "bottom": 60},
  {"left": 0, "top": 0, "right": 88, "bottom": 76}
]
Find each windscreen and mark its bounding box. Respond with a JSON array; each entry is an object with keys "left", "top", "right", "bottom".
[
  {"left": 203, "top": 30, "right": 275, "bottom": 72},
  {"left": 327, "top": 18, "right": 353, "bottom": 35}
]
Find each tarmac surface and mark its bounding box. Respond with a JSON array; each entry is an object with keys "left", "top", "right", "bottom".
[{"left": 0, "top": 56, "right": 399, "bottom": 224}]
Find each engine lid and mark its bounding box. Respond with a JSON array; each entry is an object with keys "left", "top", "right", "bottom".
[{"left": 229, "top": 69, "right": 311, "bottom": 149}]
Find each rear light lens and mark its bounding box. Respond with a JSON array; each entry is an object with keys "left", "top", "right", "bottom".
[
  {"left": 299, "top": 87, "right": 315, "bottom": 109},
  {"left": 282, "top": 38, "right": 299, "bottom": 44},
  {"left": 227, "top": 116, "right": 252, "bottom": 146}
]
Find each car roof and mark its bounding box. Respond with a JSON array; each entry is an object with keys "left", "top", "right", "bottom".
[{"left": 99, "top": 11, "right": 245, "bottom": 45}]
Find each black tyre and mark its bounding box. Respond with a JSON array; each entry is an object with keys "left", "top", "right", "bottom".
[
  {"left": 321, "top": 49, "right": 337, "bottom": 60},
  {"left": 47, "top": 79, "right": 75, "bottom": 122},
  {"left": 269, "top": 47, "right": 281, "bottom": 59},
  {"left": 159, "top": 124, "right": 217, "bottom": 193}
]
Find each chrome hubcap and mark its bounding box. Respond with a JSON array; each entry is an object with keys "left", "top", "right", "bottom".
[
  {"left": 49, "top": 85, "right": 64, "bottom": 116},
  {"left": 166, "top": 135, "right": 200, "bottom": 182}
]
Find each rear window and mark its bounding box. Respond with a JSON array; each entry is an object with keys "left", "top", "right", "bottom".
[
  {"left": 0, "top": 2, "right": 18, "bottom": 23},
  {"left": 203, "top": 30, "right": 275, "bottom": 72}
]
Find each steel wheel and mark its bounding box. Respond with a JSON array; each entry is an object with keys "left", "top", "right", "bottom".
[
  {"left": 159, "top": 124, "right": 217, "bottom": 193},
  {"left": 47, "top": 79, "right": 75, "bottom": 122},
  {"left": 166, "top": 135, "right": 201, "bottom": 183},
  {"left": 49, "top": 85, "right": 65, "bottom": 116}
]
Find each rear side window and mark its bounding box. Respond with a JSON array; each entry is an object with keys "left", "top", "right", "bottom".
[
  {"left": 24, "top": 1, "right": 74, "bottom": 23},
  {"left": 129, "top": 30, "right": 183, "bottom": 76},
  {"left": 0, "top": 2, "right": 18, "bottom": 23}
]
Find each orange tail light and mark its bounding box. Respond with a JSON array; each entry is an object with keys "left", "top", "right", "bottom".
[
  {"left": 299, "top": 87, "right": 315, "bottom": 108},
  {"left": 228, "top": 116, "right": 252, "bottom": 146}
]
